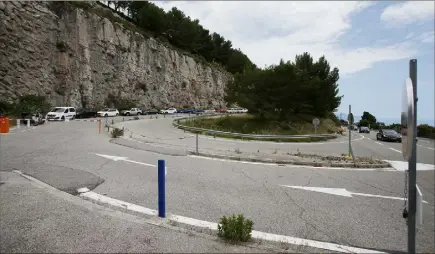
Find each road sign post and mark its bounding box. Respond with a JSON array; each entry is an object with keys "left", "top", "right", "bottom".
[
  {"left": 312, "top": 118, "right": 320, "bottom": 135},
  {"left": 347, "top": 106, "right": 354, "bottom": 157},
  {"left": 401, "top": 59, "right": 418, "bottom": 253}
]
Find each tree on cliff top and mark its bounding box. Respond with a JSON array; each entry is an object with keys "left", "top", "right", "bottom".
[
  {"left": 101, "top": 1, "right": 256, "bottom": 74},
  {"left": 225, "top": 52, "right": 343, "bottom": 120}
]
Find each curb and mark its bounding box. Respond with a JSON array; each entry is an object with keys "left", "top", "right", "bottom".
[{"left": 190, "top": 152, "right": 392, "bottom": 169}]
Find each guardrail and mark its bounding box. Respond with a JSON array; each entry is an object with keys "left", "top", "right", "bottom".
[{"left": 172, "top": 116, "right": 338, "bottom": 140}]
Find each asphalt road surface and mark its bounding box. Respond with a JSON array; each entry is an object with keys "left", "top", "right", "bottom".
[{"left": 1, "top": 115, "right": 434, "bottom": 253}]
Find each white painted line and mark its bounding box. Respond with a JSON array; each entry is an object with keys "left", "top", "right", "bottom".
[
  {"left": 80, "top": 191, "right": 158, "bottom": 216},
  {"left": 80, "top": 191, "right": 386, "bottom": 253},
  {"left": 280, "top": 185, "right": 429, "bottom": 203},
  {"left": 417, "top": 144, "right": 435, "bottom": 151},
  {"left": 389, "top": 147, "right": 401, "bottom": 153},
  {"left": 188, "top": 155, "right": 397, "bottom": 171},
  {"left": 352, "top": 191, "right": 429, "bottom": 204},
  {"left": 384, "top": 160, "right": 435, "bottom": 171},
  {"left": 21, "top": 130, "right": 25, "bottom": 132},
  {"left": 375, "top": 142, "right": 383, "bottom": 146}
]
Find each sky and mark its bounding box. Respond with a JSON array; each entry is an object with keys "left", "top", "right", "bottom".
[{"left": 151, "top": 1, "right": 434, "bottom": 125}]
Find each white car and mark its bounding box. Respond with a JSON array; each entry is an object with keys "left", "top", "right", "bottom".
[
  {"left": 97, "top": 108, "right": 119, "bottom": 117},
  {"left": 160, "top": 108, "right": 177, "bottom": 114},
  {"left": 46, "top": 107, "right": 76, "bottom": 121},
  {"left": 121, "top": 108, "right": 142, "bottom": 116}
]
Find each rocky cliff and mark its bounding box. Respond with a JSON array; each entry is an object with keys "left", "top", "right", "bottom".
[{"left": 0, "top": 1, "right": 231, "bottom": 109}]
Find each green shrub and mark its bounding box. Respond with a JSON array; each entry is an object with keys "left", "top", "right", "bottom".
[
  {"left": 217, "top": 214, "right": 253, "bottom": 243},
  {"left": 111, "top": 127, "right": 124, "bottom": 138}
]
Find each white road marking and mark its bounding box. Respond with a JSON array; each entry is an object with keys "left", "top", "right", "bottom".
[
  {"left": 417, "top": 144, "right": 435, "bottom": 151},
  {"left": 389, "top": 147, "right": 401, "bottom": 153},
  {"left": 383, "top": 160, "right": 435, "bottom": 171},
  {"left": 189, "top": 155, "right": 397, "bottom": 171},
  {"left": 94, "top": 153, "right": 168, "bottom": 175},
  {"left": 280, "top": 185, "right": 429, "bottom": 204},
  {"left": 375, "top": 142, "right": 383, "bottom": 146},
  {"left": 79, "top": 190, "right": 386, "bottom": 253}
]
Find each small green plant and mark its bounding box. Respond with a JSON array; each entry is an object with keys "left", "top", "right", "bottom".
[
  {"left": 217, "top": 214, "right": 253, "bottom": 243},
  {"left": 111, "top": 128, "right": 124, "bottom": 138}
]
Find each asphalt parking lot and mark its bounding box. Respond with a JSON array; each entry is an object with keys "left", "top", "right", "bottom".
[{"left": 1, "top": 115, "right": 434, "bottom": 253}]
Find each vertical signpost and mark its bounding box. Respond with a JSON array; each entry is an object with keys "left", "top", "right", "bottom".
[
  {"left": 312, "top": 118, "right": 320, "bottom": 135},
  {"left": 401, "top": 59, "right": 418, "bottom": 254},
  {"left": 347, "top": 105, "right": 354, "bottom": 157}
]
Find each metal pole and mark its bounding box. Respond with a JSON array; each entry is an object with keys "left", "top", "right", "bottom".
[
  {"left": 314, "top": 126, "right": 317, "bottom": 135},
  {"left": 348, "top": 105, "right": 351, "bottom": 155},
  {"left": 408, "top": 59, "right": 417, "bottom": 254},
  {"left": 158, "top": 160, "right": 166, "bottom": 218},
  {"left": 196, "top": 133, "right": 199, "bottom": 154}
]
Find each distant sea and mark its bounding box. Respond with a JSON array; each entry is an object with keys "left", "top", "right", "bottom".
[{"left": 334, "top": 113, "right": 434, "bottom": 126}]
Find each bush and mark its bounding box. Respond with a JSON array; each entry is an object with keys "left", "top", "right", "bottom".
[
  {"left": 1, "top": 95, "right": 51, "bottom": 116},
  {"left": 217, "top": 214, "right": 253, "bottom": 243},
  {"left": 111, "top": 127, "right": 124, "bottom": 138}
]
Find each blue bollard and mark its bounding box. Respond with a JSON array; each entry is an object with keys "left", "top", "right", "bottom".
[{"left": 158, "top": 160, "right": 166, "bottom": 218}]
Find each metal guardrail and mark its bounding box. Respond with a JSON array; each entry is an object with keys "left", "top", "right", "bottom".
[{"left": 172, "top": 115, "right": 338, "bottom": 140}]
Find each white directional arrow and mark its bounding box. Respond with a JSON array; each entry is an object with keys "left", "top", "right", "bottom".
[
  {"left": 95, "top": 153, "right": 167, "bottom": 175},
  {"left": 280, "top": 185, "right": 429, "bottom": 204}
]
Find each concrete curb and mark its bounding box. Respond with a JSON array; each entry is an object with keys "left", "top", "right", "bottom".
[{"left": 190, "top": 152, "right": 392, "bottom": 169}]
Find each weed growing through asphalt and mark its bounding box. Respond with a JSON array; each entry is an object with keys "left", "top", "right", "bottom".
[
  {"left": 111, "top": 127, "right": 124, "bottom": 138},
  {"left": 234, "top": 148, "right": 241, "bottom": 154},
  {"left": 217, "top": 214, "right": 253, "bottom": 243}
]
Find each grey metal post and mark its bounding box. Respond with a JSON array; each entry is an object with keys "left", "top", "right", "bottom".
[
  {"left": 196, "top": 133, "right": 199, "bottom": 154},
  {"left": 408, "top": 59, "right": 417, "bottom": 254},
  {"left": 348, "top": 105, "right": 351, "bottom": 155},
  {"left": 314, "top": 126, "right": 317, "bottom": 135}
]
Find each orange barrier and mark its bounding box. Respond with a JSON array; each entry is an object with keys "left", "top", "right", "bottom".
[{"left": 0, "top": 116, "right": 10, "bottom": 134}]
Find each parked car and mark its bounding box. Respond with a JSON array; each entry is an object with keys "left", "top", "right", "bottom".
[
  {"left": 376, "top": 129, "right": 402, "bottom": 142},
  {"left": 160, "top": 108, "right": 177, "bottom": 114},
  {"left": 141, "top": 109, "right": 159, "bottom": 115},
  {"left": 193, "top": 109, "right": 205, "bottom": 114},
  {"left": 121, "top": 108, "right": 142, "bottom": 116},
  {"left": 75, "top": 109, "right": 97, "bottom": 119},
  {"left": 215, "top": 109, "right": 227, "bottom": 113},
  {"left": 178, "top": 108, "right": 195, "bottom": 114},
  {"left": 97, "top": 108, "right": 119, "bottom": 117},
  {"left": 46, "top": 107, "right": 76, "bottom": 121},
  {"left": 359, "top": 126, "right": 370, "bottom": 133}
]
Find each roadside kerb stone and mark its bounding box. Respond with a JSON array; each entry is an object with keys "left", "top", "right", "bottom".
[{"left": 190, "top": 151, "right": 392, "bottom": 169}]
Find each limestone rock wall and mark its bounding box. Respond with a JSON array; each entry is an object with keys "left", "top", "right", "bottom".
[{"left": 0, "top": 1, "right": 231, "bottom": 109}]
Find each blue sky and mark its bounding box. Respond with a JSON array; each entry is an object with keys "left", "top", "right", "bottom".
[{"left": 152, "top": 1, "right": 434, "bottom": 125}]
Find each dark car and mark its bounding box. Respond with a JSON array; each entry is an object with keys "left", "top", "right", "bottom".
[
  {"left": 76, "top": 109, "right": 98, "bottom": 119},
  {"left": 141, "top": 109, "right": 159, "bottom": 115},
  {"left": 359, "top": 126, "right": 370, "bottom": 133},
  {"left": 377, "top": 129, "right": 402, "bottom": 142},
  {"left": 192, "top": 109, "right": 205, "bottom": 114},
  {"left": 178, "top": 108, "right": 195, "bottom": 114}
]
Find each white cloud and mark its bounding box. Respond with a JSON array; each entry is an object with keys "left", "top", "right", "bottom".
[
  {"left": 153, "top": 1, "right": 420, "bottom": 75},
  {"left": 418, "top": 31, "right": 434, "bottom": 43},
  {"left": 380, "top": 1, "right": 435, "bottom": 27}
]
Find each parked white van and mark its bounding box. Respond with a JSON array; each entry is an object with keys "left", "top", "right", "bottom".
[{"left": 46, "top": 107, "right": 76, "bottom": 121}]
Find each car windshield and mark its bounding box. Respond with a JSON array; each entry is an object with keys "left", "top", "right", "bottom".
[
  {"left": 383, "top": 129, "right": 397, "bottom": 134},
  {"left": 50, "top": 108, "right": 65, "bottom": 113}
]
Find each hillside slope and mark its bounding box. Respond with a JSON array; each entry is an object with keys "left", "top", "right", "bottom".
[{"left": 0, "top": 1, "right": 231, "bottom": 109}]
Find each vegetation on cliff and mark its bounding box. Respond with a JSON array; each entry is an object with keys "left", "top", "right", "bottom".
[{"left": 72, "top": 1, "right": 257, "bottom": 75}]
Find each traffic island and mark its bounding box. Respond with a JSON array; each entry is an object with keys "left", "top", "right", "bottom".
[{"left": 190, "top": 151, "right": 392, "bottom": 169}]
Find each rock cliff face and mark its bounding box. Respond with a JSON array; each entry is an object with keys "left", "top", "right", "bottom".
[{"left": 0, "top": 1, "right": 231, "bottom": 109}]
